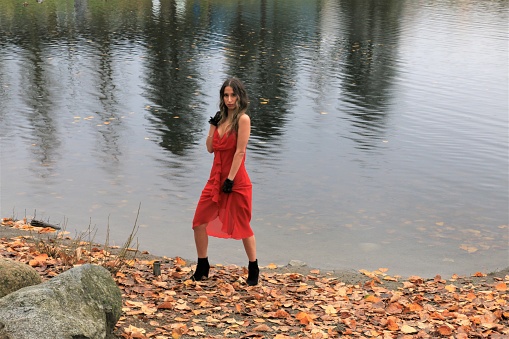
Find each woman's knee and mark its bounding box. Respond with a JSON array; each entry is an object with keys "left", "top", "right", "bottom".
[{"left": 193, "top": 224, "right": 207, "bottom": 232}]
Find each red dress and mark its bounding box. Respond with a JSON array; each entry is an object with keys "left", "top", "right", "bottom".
[{"left": 192, "top": 128, "right": 253, "bottom": 239}]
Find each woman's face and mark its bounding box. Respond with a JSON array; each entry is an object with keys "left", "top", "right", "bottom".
[{"left": 223, "top": 86, "right": 237, "bottom": 111}]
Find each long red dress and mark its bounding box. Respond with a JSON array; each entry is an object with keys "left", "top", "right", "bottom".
[{"left": 192, "top": 128, "right": 253, "bottom": 239}]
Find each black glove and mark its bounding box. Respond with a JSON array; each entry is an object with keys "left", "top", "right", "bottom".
[
  {"left": 222, "top": 178, "right": 234, "bottom": 193},
  {"left": 208, "top": 111, "right": 221, "bottom": 126}
]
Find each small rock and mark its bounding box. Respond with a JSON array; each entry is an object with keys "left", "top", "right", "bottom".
[
  {"left": 288, "top": 260, "right": 307, "bottom": 267},
  {"left": 0, "top": 257, "right": 42, "bottom": 298}
]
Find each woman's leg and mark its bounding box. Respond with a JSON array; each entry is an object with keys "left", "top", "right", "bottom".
[
  {"left": 193, "top": 224, "right": 209, "bottom": 280},
  {"left": 194, "top": 224, "right": 208, "bottom": 258},
  {"left": 243, "top": 235, "right": 259, "bottom": 285},
  {"left": 242, "top": 235, "right": 256, "bottom": 261}
]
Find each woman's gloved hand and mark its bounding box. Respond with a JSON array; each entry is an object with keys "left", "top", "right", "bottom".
[
  {"left": 222, "top": 178, "right": 234, "bottom": 193},
  {"left": 208, "top": 111, "right": 221, "bottom": 126}
]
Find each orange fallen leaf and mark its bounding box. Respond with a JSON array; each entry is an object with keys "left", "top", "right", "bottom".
[
  {"left": 29, "top": 259, "right": 40, "bottom": 267},
  {"left": 386, "top": 316, "right": 399, "bottom": 331},
  {"left": 465, "top": 292, "right": 476, "bottom": 301},
  {"left": 445, "top": 284, "right": 457, "bottom": 292},
  {"left": 495, "top": 282, "right": 507, "bottom": 291},
  {"left": 156, "top": 301, "right": 173, "bottom": 309},
  {"left": 407, "top": 303, "right": 423, "bottom": 312},
  {"left": 408, "top": 275, "right": 423, "bottom": 284},
  {"left": 296, "top": 311, "right": 315, "bottom": 325},
  {"left": 273, "top": 309, "right": 290, "bottom": 318},
  {"left": 437, "top": 325, "right": 453, "bottom": 335},
  {"left": 365, "top": 295, "right": 381, "bottom": 303},
  {"left": 473, "top": 272, "right": 487, "bottom": 277},
  {"left": 175, "top": 257, "right": 186, "bottom": 266},
  {"left": 296, "top": 284, "right": 309, "bottom": 292}
]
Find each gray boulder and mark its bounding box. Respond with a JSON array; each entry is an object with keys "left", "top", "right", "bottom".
[
  {"left": 0, "top": 264, "right": 122, "bottom": 339},
  {"left": 0, "top": 257, "right": 42, "bottom": 298}
]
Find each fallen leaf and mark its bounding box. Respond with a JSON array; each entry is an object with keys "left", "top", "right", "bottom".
[
  {"left": 401, "top": 324, "right": 417, "bottom": 334},
  {"left": 156, "top": 301, "right": 173, "bottom": 309},
  {"left": 495, "top": 282, "right": 507, "bottom": 291},
  {"left": 296, "top": 312, "right": 315, "bottom": 325},
  {"left": 253, "top": 324, "right": 272, "bottom": 332},
  {"left": 386, "top": 316, "right": 399, "bottom": 331},
  {"left": 473, "top": 272, "right": 487, "bottom": 277},
  {"left": 445, "top": 284, "right": 456, "bottom": 292},
  {"left": 437, "top": 325, "right": 453, "bottom": 335}
]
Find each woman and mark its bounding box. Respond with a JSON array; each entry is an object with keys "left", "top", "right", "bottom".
[{"left": 192, "top": 77, "right": 259, "bottom": 286}]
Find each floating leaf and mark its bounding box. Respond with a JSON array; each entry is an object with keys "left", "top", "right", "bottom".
[{"left": 460, "top": 244, "right": 478, "bottom": 253}]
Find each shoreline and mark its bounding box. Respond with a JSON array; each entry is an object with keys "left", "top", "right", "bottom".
[
  {"left": 1, "top": 223, "right": 507, "bottom": 287},
  {"left": 2, "top": 221, "right": 508, "bottom": 338}
]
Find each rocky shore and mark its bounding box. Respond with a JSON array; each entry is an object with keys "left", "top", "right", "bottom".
[{"left": 1, "top": 221, "right": 507, "bottom": 338}]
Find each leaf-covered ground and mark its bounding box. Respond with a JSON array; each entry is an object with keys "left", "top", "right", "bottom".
[{"left": 1, "top": 222, "right": 507, "bottom": 339}]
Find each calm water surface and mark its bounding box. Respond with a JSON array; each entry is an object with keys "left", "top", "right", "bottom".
[{"left": 1, "top": 0, "right": 507, "bottom": 277}]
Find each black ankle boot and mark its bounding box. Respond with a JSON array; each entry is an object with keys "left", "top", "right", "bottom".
[
  {"left": 247, "top": 260, "right": 259, "bottom": 286},
  {"left": 192, "top": 257, "right": 210, "bottom": 281}
]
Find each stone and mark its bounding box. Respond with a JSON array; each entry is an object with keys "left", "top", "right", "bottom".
[
  {"left": 288, "top": 260, "right": 307, "bottom": 267},
  {"left": 0, "top": 257, "right": 42, "bottom": 298},
  {"left": 0, "top": 264, "right": 122, "bottom": 339}
]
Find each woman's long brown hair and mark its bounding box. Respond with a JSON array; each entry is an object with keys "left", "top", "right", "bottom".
[{"left": 218, "top": 77, "right": 249, "bottom": 134}]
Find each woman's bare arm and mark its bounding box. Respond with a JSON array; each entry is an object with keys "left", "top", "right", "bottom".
[
  {"left": 227, "top": 114, "right": 250, "bottom": 180},
  {"left": 206, "top": 125, "right": 216, "bottom": 153}
]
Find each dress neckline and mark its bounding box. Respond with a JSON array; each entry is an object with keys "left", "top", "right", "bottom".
[{"left": 216, "top": 123, "right": 232, "bottom": 139}]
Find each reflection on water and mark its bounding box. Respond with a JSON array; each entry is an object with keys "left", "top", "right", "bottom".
[{"left": 0, "top": 0, "right": 507, "bottom": 277}]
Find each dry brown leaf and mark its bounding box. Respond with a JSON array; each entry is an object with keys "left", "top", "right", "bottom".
[
  {"left": 401, "top": 324, "right": 417, "bottom": 334},
  {"left": 386, "top": 316, "right": 399, "bottom": 331},
  {"left": 473, "top": 271, "right": 487, "bottom": 277},
  {"left": 365, "top": 295, "right": 381, "bottom": 303},
  {"left": 156, "top": 301, "right": 173, "bottom": 309},
  {"left": 437, "top": 325, "right": 453, "bottom": 335},
  {"left": 445, "top": 284, "right": 456, "bottom": 292},
  {"left": 495, "top": 282, "right": 507, "bottom": 291},
  {"left": 387, "top": 302, "right": 403, "bottom": 314},
  {"left": 323, "top": 304, "right": 337, "bottom": 315},
  {"left": 252, "top": 324, "right": 272, "bottom": 332},
  {"left": 296, "top": 311, "right": 315, "bottom": 325},
  {"left": 175, "top": 257, "right": 186, "bottom": 266},
  {"left": 407, "top": 303, "right": 423, "bottom": 312}
]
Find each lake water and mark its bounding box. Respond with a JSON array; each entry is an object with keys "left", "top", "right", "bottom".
[{"left": 1, "top": 0, "right": 507, "bottom": 277}]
